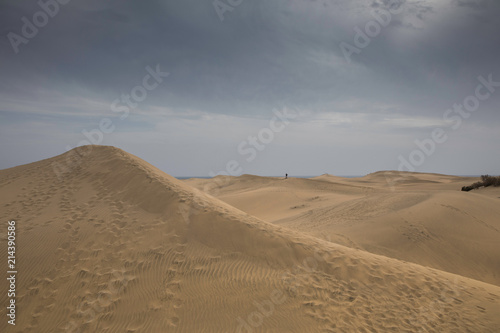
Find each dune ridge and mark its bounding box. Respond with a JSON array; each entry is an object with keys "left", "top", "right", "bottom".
[
  {"left": 187, "top": 172, "right": 500, "bottom": 287},
  {"left": 1, "top": 146, "right": 499, "bottom": 332}
]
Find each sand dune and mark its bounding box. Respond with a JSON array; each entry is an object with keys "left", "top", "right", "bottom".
[
  {"left": 1, "top": 146, "right": 500, "bottom": 332},
  {"left": 186, "top": 172, "right": 500, "bottom": 287}
]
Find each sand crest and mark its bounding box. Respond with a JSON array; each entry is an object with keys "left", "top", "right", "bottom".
[{"left": 1, "top": 146, "right": 499, "bottom": 332}]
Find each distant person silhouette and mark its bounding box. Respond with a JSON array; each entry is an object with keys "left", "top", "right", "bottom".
[{"left": 285, "top": 173, "right": 288, "bottom": 179}]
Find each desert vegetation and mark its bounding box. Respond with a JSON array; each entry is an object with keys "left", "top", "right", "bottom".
[{"left": 461, "top": 175, "right": 500, "bottom": 191}]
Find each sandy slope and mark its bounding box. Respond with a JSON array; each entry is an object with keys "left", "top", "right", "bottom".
[
  {"left": 0, "top": 146, "right": 499, "bottom": 332},
  {"left": 186, "top": 172, "right": 500, "bottom": 287}
]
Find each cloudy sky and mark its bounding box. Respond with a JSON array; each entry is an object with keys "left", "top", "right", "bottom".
[{"left": 1, "top": 0, "right": 499, "bottom": 177}]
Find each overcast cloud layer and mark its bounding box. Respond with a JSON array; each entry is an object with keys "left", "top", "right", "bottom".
[{"left": 1, "top": 0, "right": 499, "bottom": 176}]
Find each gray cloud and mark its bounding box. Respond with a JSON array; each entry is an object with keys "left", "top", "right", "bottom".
[{"left": 0, "top": 0, "right": 499, "bottom": 175}]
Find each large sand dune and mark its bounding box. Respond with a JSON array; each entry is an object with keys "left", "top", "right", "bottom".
[
  {"left": 187, "top": 172, "right": 500, "bottom": 287},
  {"left": 1, "top": 146, "right": 500, "bottom": 332}
]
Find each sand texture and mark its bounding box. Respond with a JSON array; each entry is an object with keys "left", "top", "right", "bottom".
[{"left": 1, "top": 146, "right": 499, "bottom": 332}]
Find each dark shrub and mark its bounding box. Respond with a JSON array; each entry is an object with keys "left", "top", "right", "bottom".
[{"left": 462, "top": 175, "right": 500, "bottom": 191}]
